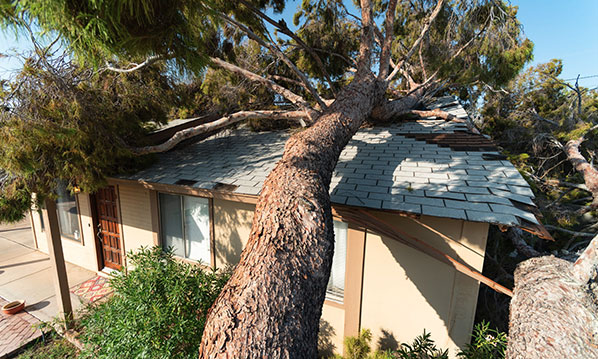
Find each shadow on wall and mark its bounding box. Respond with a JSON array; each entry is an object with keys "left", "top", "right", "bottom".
[
  {"left": 318, "top": 318, "right": 337, "bottom": 358},
  {"left": 214, "top": 200, "right": 255, "bottom": 267},
  {"left": 378, "top": 328, "right": 399, "bottom": 351},
  {"left": 333, "top": 127, "right": 480, "bottom": 348}
]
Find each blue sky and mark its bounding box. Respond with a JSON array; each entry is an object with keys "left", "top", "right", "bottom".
[
  {"left": 1, "top": 1, "right": 597, "bottom": 88},
  {"left": 511, "top": 0, "right": 598, "bottom": 88}
]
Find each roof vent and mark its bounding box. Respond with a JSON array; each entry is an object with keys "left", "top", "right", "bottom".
[
  {"left": 212, "top": 183, "right": 238, "bottom": 192},
  {"left": 175, "top": 179, "right": 198, "bottom": 186}
]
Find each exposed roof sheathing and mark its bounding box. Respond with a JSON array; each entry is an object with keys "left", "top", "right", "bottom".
[{"left": 121, "top": 97, "right": 546, "bottom": 235}]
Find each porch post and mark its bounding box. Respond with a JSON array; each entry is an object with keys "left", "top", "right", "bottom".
[{"left": 43, "top": 198, "right": 73, "bottom": 328}]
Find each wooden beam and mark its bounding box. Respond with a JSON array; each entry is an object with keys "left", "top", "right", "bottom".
[{"left": 43, "top": 198, "right": 73, "bottom": 328}]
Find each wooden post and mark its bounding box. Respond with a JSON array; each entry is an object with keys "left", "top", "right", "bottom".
[{"left": 43, "top": 198, "right": 73, "bottom": 328}]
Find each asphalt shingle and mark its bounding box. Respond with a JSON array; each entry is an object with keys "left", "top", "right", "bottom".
[{"left": 121, "top": 96, "right": 540, "bottom": 228}]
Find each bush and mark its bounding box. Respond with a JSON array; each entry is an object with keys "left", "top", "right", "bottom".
[
  {"left": 339, "top": 330, "right": 448, "bottom": 359},
  {"left": 78, "top": 247, "right": 229, "bottom": 359},
  {"left": 457, "top": 322, "right": 507, "bottom": 359}
]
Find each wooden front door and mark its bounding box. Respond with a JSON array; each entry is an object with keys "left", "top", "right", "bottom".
[{"left": 94, "top": 186, "right": 123, "bottom": 270}]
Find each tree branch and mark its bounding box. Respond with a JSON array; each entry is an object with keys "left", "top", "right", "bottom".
[
  {"left": 564, "top": 124, "right": 598, "bottom": 204},
  {"left": 386, "top": 0, "right": 445, "bottom": 82},
  {"left": 132, "top": 110, "right": 310, "bottom": 155},
  {"left": 572, "top": 234, "right": 598, "bottom": 284},
  {"left": 530, "top": 108, "right": 559, "bottom": 126},
  {"left": 378, "top": 0, "right": 399, "bottom": 79},
  {"left": 543, "top": 225, "right": 596, "bottom": 238},
  {"left": 508, "top": 227, "right": 542, "bottom": 258},
  {"left": 356, "top": 0, "right": 376, "bottom": 76},
  {"left": 236, "top": 0, "right": 337, "bottom": 97},
  {"left": 210, "top": 57, "right": 316, "bottom": 120},
  {"left": 103, "top": 54, "right": 164, "bottom": 73},
  {"left": 215, "top": 11, "right": 328, "bottom": 110}
]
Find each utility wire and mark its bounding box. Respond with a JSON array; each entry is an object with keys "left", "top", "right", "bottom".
[{"left": 562, "top": 74, "right": 598, "bottom": 82}]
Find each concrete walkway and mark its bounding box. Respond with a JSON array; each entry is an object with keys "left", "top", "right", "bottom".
[{"left": 0, "top": 216, "right": 96, "bottom": 322}]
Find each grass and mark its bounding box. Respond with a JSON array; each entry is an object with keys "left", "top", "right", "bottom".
[{"left": 14, "top": 333, "right": 78, "bottom": 359}]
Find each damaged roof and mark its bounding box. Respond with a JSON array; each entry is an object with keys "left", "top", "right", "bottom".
[{"left": 121, "top": 97, "right": 546, "bottom": 236}]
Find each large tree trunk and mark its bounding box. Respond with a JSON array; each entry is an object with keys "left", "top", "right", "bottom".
[
  {"left": 507, "top": 235, "right": 598, "bottom": 359},
  {"left": 198, "top": 73, "right": 385, "bottom": 358}
]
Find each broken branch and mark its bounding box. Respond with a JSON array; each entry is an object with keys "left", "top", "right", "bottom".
[{"left": 132, "top": 110, "right": 310, "bottom": 155}]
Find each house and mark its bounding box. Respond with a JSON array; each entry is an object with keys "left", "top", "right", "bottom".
[{"left": 28, "top": 97, "right": 547, "bottom": 356}]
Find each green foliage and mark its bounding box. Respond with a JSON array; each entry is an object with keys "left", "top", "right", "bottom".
[
  {"left": 0, "top": 176, "right": 32, "bottom": 222},
  {"left": 392, "top": 0, "right": 533, "bottom": 104},
  {"left": 1, "top": 0, "right": 215, "bottom": 74},
  {"left": 392, "top": 331, "right": 448, "bottom": 359},
  {"left": 78, "top": 247, "right": 230, "bottom": 359},
  {"left": 292, "top": 0, "right": 360, "bottom": 83},
  {"left": 457, "top": 322, "right": 507, "bottom": 359},
  {"left": 480, "top": 58, "right": 597, "bottom": 243},
  {"left": 344, "top": 329, "right": 373, "bottom": 359},
  {"left": 0, "top": 58, "right": 179, "bottom": 219},
  {"left": 339, "top": 330, "right": 448, "bottom": 359}
]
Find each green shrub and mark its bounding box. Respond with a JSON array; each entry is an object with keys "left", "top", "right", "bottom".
[
  {"left": 457, "top": 322, "right": 507, "bottom": 359},
  {"left": 340, "top": 330, "right": 448, "bottom": 359},
  {"left": 78, "top": 246, "right": 229, "bottom": 359},
  {"left": 393, "top": 331, "right": 448, "bottom": 359},
  {"left": 344, "top": 329, "right": 373, "bottom": 359}
]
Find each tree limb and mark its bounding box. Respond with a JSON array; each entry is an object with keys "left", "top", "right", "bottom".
[
  {"left": 215, "top": 11, "right": 328, "bottom": 110},
  {"left": 572, "top": 234, "right": 598, "bottom": 284},
  {"left": 543, "top": 225, "right": 596, "bottom": 238},
  {"left": 411, "top": 108, "right": 480, "bottom": 133},
  {"left": 103, "top": 54, "right": 164, "bottom": 73},
  {"left": 377, "top": 0, "right": 399, "bottom": 79},
  {"left": 132, "top": 110, "right": 310, "bottom": 155},
  {"left": 236, "top": 0, "right": 337, "bottom": 97},
  {"left": 508, "top": 227, "right": 542, "bottom": 258},
  {"left": 530, "top": 108, "right": 559, "bottom": 126},
  {"left": 386, "top": 0, "right": 445, "bottom": 82},
  {"left": 210, "top": 57, "right": 317, "bottom": 121},
  {"left": 564, "top": 124, "right": 598, "bottom": 204},
  {"left": 356, "top": 0, "right": 376, "bottom": 76}
]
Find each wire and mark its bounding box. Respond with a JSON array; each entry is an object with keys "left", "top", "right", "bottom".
[{"left": 562, "top": 74, "right": 598, "bottom": 82}]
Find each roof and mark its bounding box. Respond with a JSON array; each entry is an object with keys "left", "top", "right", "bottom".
[{"left": 121, "top": 97, "right": 546, "bottom": 234}]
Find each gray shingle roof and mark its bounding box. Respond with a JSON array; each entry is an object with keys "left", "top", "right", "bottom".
[{"left": 121, "top": 98, "right": 541, "bottom": 229}]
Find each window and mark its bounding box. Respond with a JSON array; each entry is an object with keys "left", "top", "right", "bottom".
[
  {"left": 56, "top": 182, "right": 81, "bottom": 241},
  {"left": 159, "top": 193, "right": 211, "bottom": 264},
  {"left": 327, "top": 220, "right": 347, "bottom": 302}
]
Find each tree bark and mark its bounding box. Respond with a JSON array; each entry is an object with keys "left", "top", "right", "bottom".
[
  {"left": 132, "top": 110, "right": 309, "bottom": 155},
  {"left": 507, "top": 237, "right": 598, "bottom": 359},
  {"left": 198, "top": 72, "right": 384, "bottom": 358},
  {"left": 565, "top": 137, "right": 598, "bottom": 206}
]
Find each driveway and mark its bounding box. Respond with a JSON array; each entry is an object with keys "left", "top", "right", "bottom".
[{"left": 0, "top": 216, "right": 97, "bottom": 323}]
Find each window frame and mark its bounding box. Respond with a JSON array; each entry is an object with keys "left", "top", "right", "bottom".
[
  {"left": 55, "top": 184, "right": 83, "bottom": 243},
  {"left": 158, "top": 192, "right": 213, "bottom": 266}
]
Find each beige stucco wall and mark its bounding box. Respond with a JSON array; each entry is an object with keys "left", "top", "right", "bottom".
[
  {"left": 32, "top": 192, "right": 101, "bottom": 272},
  {"left": 116, "top": 183, "right": 155, "bottom": 260},
  {"left": 359, "top": 213, "right": 488, "bottom": 357},
  {"left": 213, "top": 199, "right": 255, "bottom": 268},
  {"left": 319, "top": 303, "right": 345, "bottom": 356},
  {"left": 30, "top": 181, "right": 488, "bottom": 357}
]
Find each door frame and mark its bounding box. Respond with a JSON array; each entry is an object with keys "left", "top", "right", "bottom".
[{"left": 90, "top": 185, "right": 125, "bottom": 271}]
